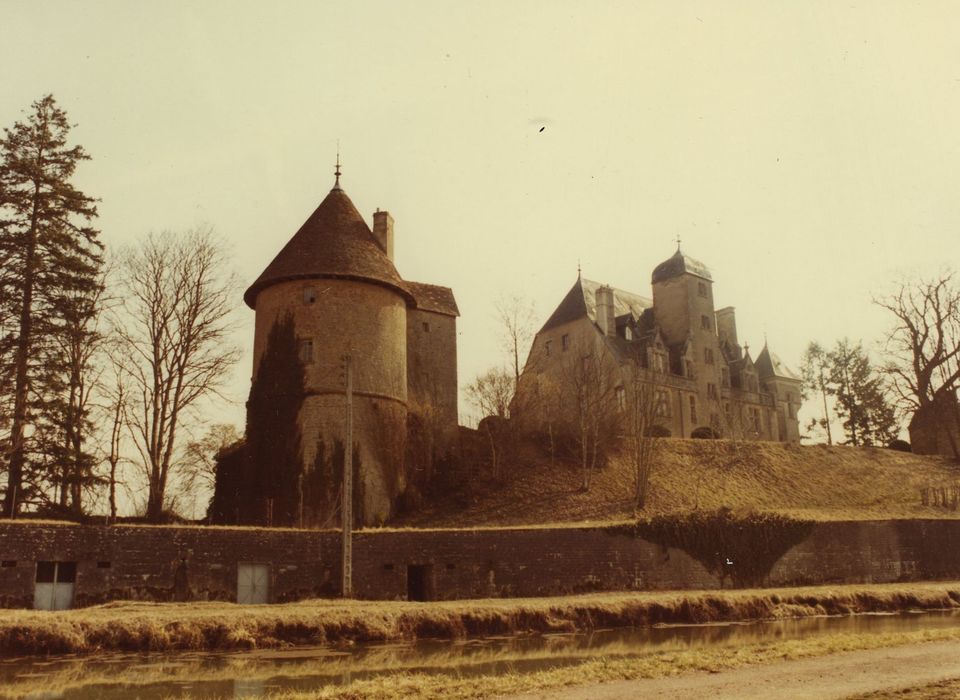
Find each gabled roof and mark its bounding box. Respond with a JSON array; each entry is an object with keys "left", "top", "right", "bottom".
[
  {"left": 756, "top": 344, "right": 801, "bottom": 381},
  {"left": 244, "top": 185, "right": 412, "bottom": 308},
  {"left": 403, "top": 281, "right": 459, "bottom": 317},
  {"left": 539, "top": 277, "right": 651, "bottom": 333},
  {"left": 651, "top": 248, "right": 712, "bottom": 284}
]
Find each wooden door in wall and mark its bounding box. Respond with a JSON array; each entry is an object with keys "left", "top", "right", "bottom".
[
  {"left": 34, "top": 561, "right": 76, "bottom": 610},
  {"left": 237, "top": 563, "right": 269, "bottom": 604}
]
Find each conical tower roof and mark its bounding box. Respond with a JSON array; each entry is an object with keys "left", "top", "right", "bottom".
[{"left": 244, "top": 184, "right": 412, "bottom": 308}]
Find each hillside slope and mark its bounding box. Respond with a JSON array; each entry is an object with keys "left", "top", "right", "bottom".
[{"left": 397, "top": 439, "right": 960, "bottom": 527}]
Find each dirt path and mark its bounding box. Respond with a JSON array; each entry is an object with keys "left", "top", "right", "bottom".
[{"left": 505, "top": 640, "right": 960, "bottom": 700}]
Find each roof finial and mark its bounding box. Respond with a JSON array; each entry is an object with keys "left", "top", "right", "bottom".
[
  {"left": 675, "top": 234, "right": 682, "bottom": 251},
  {"left": 577, "top": 259, "right": 582, "bottom": 279},
  {"left": 333, "top": 141, "right": 342, "bottom": 190}
]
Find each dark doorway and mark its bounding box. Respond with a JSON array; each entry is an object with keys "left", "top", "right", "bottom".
[{"left": 407, "top": 564, "right": 434, "bottom": 601}]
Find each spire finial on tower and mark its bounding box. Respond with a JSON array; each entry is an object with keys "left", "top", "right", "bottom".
[
  {"left": 675, "top": 234, "right": 682, "bottom": 251},
  {"left": 333, "top": 141, "right": 342, "bottom": 190},
  {"left": 577, "top": 259, "right": 582, "bottom": 279}
]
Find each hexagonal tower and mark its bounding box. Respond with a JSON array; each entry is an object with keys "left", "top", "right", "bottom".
[
  {"left": 651, "top": 245, "right": 723, "bottom": 434},
  {"left": 244, "top": 171, "right": 412, "bottom": 526}
]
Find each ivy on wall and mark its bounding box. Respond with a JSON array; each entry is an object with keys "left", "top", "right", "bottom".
[{"left": 626, "top": 508, "right": 815, "bottom": 588}]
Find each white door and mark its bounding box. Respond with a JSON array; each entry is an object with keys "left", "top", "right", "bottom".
[
  {"left": 237, "top": 563, "right": 269, "bottom": 604},
  {"left": 34, "top": 562, "right": 76, "bottom": 610}
]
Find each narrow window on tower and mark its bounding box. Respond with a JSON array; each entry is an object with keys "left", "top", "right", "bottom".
[
  {"left": 705, "top": 348, "right": 715, "bottom": 365},
  {"left": 561, "top": 334, "right": 570, "bottom": 351},
  {"left": 303, "top": 287, "right": 317, "bottom": 304},
  {"left": 297, "top": 338, "right": 314, "bottom": 364},
  {"left": 689, "top": 395, "right": 698, "bottom": 423},
  {"left": 422, "top": 321, "right": 430, "bottom": 333},
  {"left": 545, "top": 340, "right": 552, "bottom": 357},
  {"left": 698, "top": 282, "right": 707, "bottom": 297},
  {"left": 700, "top": 315, "right": 712, "bottom": 331}
]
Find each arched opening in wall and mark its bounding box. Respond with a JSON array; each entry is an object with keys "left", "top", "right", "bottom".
[
  {"left": 645, "top": 425, "right": 672, "bottom": 438},
  {"left": 691, "top": 426, "right": 720, "bottom": 439}
]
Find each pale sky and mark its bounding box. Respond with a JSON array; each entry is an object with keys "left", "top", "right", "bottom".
[{"left": 4, "top": 0, "right": 960, "bottom": 440}]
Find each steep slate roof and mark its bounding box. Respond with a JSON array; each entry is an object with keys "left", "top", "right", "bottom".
[
  {"left": 244, "top": 186, "right": 413, "bottom": 308},
  {"left": 539, "top": 277, "right": 651, "bottom": 333},
  {"left": 755, "top": 344, "right": 801, "bottom": 381},
  {"left": 403, "top": 281, "right": 460, "bottom": 317},
  {"left": 651, "top": 248, "right": 712, "bottom": 284}
]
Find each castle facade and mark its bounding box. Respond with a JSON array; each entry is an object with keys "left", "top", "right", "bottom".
[{"left": 518, "top": 247, "right": 802, "bottom": 442}]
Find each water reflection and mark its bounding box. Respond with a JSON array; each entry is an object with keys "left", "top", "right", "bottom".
[{"left": 3, "top": 611, "right": 959, "bottom": 699}]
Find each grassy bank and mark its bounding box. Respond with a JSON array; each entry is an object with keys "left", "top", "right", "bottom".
[
  {"left": 2, "top": 582, "right": 960, "bottom": 656},
  {"left": 398, "top": 439, "right": 960, "bottom": 527}
]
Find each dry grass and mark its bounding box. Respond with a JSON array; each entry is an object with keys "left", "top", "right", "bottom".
[
  {"left": 2, "top": 582, "right": 959, "bottom": 656},
  {"left": 849, "top": 677, "right": 960, "bottom": 699},
  {"left": 261, "top": 628, "right": 960, "bottom": 700},
  {"left": 397, "top": 440, "right": 960, "bottom": 527}
]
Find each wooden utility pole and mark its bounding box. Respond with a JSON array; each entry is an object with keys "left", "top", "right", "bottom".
[{"left": 342, "top": 354, "right": 353, "bottom": 598}]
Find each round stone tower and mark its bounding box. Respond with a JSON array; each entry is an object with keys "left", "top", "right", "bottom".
[{"left": 244, "top": 173, "right": 412, "bottom": 526}]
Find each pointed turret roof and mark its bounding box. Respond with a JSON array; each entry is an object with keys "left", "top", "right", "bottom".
[
  {"left": 756, "top": 343, "right": 801, "bottom": 381},
  {"left": 244, "top": 184, "right": 412, "bottom": 308}
]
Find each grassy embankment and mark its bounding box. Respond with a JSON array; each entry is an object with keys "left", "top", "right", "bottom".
[
  {"left": 398, "top": 439, "right": 960, "bottom": 527},
  {"left": 2, "top": 582, "right": 960, "bottom": 656},
  {"left": 851, "top": 678, "right": 960, "bottom": 699}
]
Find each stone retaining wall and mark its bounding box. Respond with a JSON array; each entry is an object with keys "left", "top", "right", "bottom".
[{"left": 0, "top": 519, "right": 957, "bottom": 608}]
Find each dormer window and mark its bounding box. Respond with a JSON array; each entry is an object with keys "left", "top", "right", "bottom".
[{"left": 303, "top": 287, "right": 317, "bottom": 304}]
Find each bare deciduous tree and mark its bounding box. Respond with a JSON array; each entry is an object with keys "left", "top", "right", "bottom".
[
  {"left": 178, "top": 423, "right": 241, "bottom": 520},
  {"left": 800, "top": 341, "right": 834, "bottom": 445},
  {"left": 102, "top": 355, "right": 127, "bottom": 523},
  {"left": 495, "top": 293, "right": 537, "bottom": 391},
  {"left": 114, "top": 228, "right": 240, "bottom": 521},
  {"left": 465, "top": 366, "right": 514, "bottom": 481},
  {"left": 623, "top": 367, "right": 660, "bottom": 511},
  {"left": 875, "top": 272, "right": 960, "bottom": 456},
  {"left": 557, "top": 339, "right": 620, "bottom": 491}
]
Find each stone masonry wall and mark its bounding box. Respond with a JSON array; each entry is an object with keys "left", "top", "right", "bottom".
[{"left": 0, "top": 520, "right": 959, "bottom": 608}]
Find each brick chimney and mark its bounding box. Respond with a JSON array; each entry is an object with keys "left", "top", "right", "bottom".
[
  {"left": 372, "top": 209, "right": 394, "bottom": 261},
  {"left": 595, "top": 285, "right": 616, "bottom": 337}
]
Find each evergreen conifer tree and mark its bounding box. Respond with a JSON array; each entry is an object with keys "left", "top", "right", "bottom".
[
  {"left": 827, "top": 338, "right": 899, "bottom": 446},
  {"left": 0, "top": 95, "right": 102, "bottom": 515}
]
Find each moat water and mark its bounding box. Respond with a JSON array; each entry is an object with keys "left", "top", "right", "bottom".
[{"left": 3, "top": 610, "right": 959, "bottom": 699}]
